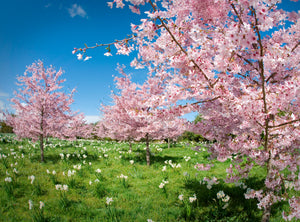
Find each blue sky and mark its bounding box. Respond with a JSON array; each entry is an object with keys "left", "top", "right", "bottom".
[
  {"left": 0, "top": 0, "right": 299, "bottom": 123},
  {"left": 0, "top": 0, "right": 147, "bottom": 123}
]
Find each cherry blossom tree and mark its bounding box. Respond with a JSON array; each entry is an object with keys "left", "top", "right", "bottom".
[
  {"left": 100, "top": 70, "right": 186, "bottom": 165},
  {"left": 61, "top": 113, "right": 93, "bottom": 140},
  {"left": 75, "top": 0, "right": 299, "bottom": 220},
  {"left": 5, "top": 61, "right": 80, "bottom": 162},
  {"left": 161, "top": 117, "right": 186, "bottom": 148},
  {"left": 100, "top": 73, "right": 157, "bottom": 166}
]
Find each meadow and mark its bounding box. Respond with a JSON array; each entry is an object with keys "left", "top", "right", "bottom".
[{"left": 0, "top": 134, "right": 296, "bottom": 222}]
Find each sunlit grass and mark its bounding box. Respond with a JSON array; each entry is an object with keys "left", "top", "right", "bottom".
[{"left": 0, "top": 134, "right": 297, "bottom": 221}]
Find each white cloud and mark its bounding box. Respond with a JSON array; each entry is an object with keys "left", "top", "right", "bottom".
[
  {"left": 68, "top": 4, "right": 87, "bottom": 18},
  {"left": 0, "top": 91, "right": 10, "bottom": 110},
  {"left": 84, "top": 115, "right": 101, "bottom": 124},
  {"left": 44, "top": 3, "right": 51, "bottom": 8},
  {"left": 0, "top": 92, "right": 9, "bottom": 98},
  {"left": 0, "top": 100, "right": 4, "bottom": 110}
]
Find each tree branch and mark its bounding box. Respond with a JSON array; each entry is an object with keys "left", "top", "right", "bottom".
[
  {"left": 75, "top": 35, "right": 136, "bottom": 53},
  {"left": 251, "top": 7, "right": 269, "bottom": 153},
  {"left": 291, "top": 41, "right": 300, "bottom": 53},
  {"left": 179, "top": 96, "right": 221, "bottom": 109},
  {"left": 235, "top": 53, "right": 259, "bottom": 72},
  {"left": 235, "top": 73, "right": 260, "bottom": 85},
  {"left": 148, "top": 0, "right": 214, "bottom": 88},
  {"left": 266, "top": 72, "right": 277, "bottom": 83},
  {"left": 231, "top": 3, "right": 244, "bottom": 26},
  {"left": 269, "top": 119, "right": 300, "bottom": 128}
]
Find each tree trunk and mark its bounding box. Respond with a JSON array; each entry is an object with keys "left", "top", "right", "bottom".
[
  {"left": 168, "top": 138, "right": 170, "bottom": 149},
  {"left": 40, "top": 134, "right": 44, "bottom": 162},
  {"left": 261, "top": 205, "right": 271, "bottom": 222},
  {"left": 129, "top": 140, "right": 132, "bottom": 152},
  {"left": 40, "top": 108, "right": 45, "bottom": 162},
  {"left": 146, "top": 133, "right": 150, "bottom": 166},
  {"left": 261, "top": 158, "right": 272, "bottom": 222}
]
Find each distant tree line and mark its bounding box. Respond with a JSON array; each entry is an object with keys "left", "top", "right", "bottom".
[{"left": 0, "top": 121, "right": 13, "bottom": 133}]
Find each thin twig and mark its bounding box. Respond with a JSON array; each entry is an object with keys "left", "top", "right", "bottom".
[
  {"left": 231, "top": 3, "right": 244, "bottom": 26},
  {"left": 266, "top": 72, "right": 277, "bottom": 83},
  {"left": 235, "top": 53, "right": 259, "bottom": 71},
  {"left": 179, "top": 96, "right": 221, "bottom": 109},
  {"left": 291, "top": 41, "right": 300, "bottom": 52},
  {"left": 269, "top": 119, "right": 300, "bottom": 128},
  {"left": 78, "top": 35, "right": 136, "bottom": 51}
]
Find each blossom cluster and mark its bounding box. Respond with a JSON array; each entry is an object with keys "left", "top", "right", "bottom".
[
  {"left": 28, "top": 175, "right": 35, "bottom": 184},
  {"left": 63, "top": 170, "right": 76, "bottom": 177},
  {"left": 55, "top": 184, "right": 69, "bottom": 191},
  {"left": 117, "top": 174, "right": 128, "bottom": 180},
  {"left": 194, "top": 163, "right": 212, "bottom": 171},
  {"left": 28, "top": 199, "right": 44, "bottom": 210},
  {"left": 216, "top": 190, "right": 230, "bottom": 203},
  {"left": 200, "top": 177, "right": 219, "bottom": 190},
  {"left": 189, "top": 194, "right": 197, "bottom": 203},
  {"left": 46, "top": 169, "right": 57, "bottom": 175},
  {"left": 106, "top": 197, "right": 113, "bottom": 205},
  {"left": 89, "top": 178, "right": 100, "bottom": 185},
  {"left": 4, "top": 177, "right": 12, "bottom": 183},
  {"left": 183, "top": 156, "right": 191, "bottom": 162},
  {"left": 159, "top": 180, "right": 169, "bottom": 189},
  {"left": 73, "top": 164, "right": 82, "bottom": 170},
  {"left": 164, "top": 160, "right": 181, "bottom": 169}
]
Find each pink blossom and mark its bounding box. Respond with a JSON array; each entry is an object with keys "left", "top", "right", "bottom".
[
  {"left": 77, "top": 53, "right": 83, "bottom": 60},
  {"left": 129, "top": 5, "right": 140, "bottom": 14},
  {"left": 194, "top": 163, "right": 211, "bottom": 171},
  {"left": 104, "top": 52, "right": 112, "bottom": 56},
  {"left": 84, "top": 56, "right": 92, "bottom": 61},
  {"left": 283, "top": 197, "right": 300, "bottom": 221}
]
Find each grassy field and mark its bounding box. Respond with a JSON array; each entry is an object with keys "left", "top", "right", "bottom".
[{"left": 0, "top": 134, "right": 296, "bottom": 221}]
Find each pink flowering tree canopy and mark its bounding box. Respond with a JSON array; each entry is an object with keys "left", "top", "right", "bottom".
[
  {"left": 75, "top": 0, "right": 299, "bottom": 221},
  {"left": 100, "top": 70, "right": 187, "bottom": 165},
  {"left": 6, "top": 61, "right": 81, "bottom": 162},
  {"left": 62, "top": 112, "right": 93, "bottom": 140}
]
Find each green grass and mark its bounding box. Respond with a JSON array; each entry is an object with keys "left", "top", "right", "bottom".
[{"left": 0, "top": 134, "right": 297, "bottom": 221}]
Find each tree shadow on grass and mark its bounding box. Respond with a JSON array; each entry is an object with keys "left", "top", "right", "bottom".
[
  {"left": 183, "top": 177, "right": 264, "bottom": 221},
  {"left": 182, "top": 176, "right": 290, "bottom": 221},
  {"left": 29, "top": 153, "right": 61, "bottom": 164},
  {"left": 151, "top": 154, "right": 182, "bottom": 166}
]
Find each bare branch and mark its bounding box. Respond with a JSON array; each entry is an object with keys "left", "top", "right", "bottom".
[{"left": 75, "top": 35, "right": 136, "bottom": 53}]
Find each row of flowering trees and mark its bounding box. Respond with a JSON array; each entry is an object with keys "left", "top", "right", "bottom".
[
  {"left": 2, "top": 61, "right": 186, "bottom": 164},
  {"left": 73, "top": 0, "right": 299, "bottom": 221},
  {"left": 2, "top": 0, "right": 299, "bottom": 220}
]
